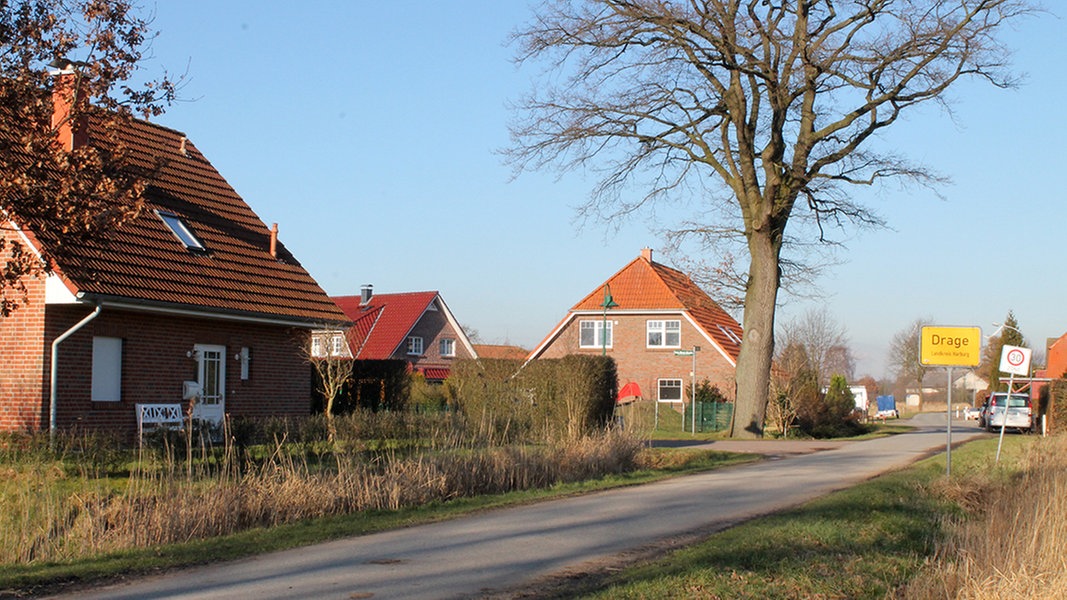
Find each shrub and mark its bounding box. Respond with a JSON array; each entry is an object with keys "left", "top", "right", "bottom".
[
  {"left": 1048, "top": 379, "right": 1067, "bottom": 432},
  {"left": 795, "top": 375, "right": 867, "bottom": 438},
  {"left": 409, "top": 372, "right": 449, "bottom": 413},
  {"left": 449, "top": 355, "right": 618, "bottom": 442}
]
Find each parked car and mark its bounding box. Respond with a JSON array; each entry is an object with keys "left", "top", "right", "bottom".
[
  {"left": 984, "top": 393, "right": 1032, "bottom": 433},
  {"left": 963, "top": 405, "right": 982, "bottom": 420}
]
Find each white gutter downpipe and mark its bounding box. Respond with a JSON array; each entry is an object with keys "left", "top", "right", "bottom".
[{"left": 50, "top": 304, "right": 102, "bottom": 446}]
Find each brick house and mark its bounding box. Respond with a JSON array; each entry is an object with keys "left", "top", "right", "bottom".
[
  {"left": 0, "top": 73, "right": 347, "bottom": 439},
  {"left": 1033, "top": 332, "right": 1067, "bottom": 417},
  {"left": 332, "top": 286, "right": 478, "bottom": 382},
  {"left": 527, "top": 248, "right": 743, "bottom": 404}
]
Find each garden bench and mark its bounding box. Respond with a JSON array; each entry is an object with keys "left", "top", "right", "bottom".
[{"left": 136, "top": 403, "right": 185, "bottom": 444}]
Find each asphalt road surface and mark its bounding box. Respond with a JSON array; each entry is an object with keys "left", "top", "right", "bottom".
[{"left": 53, "top": 413, "right": 987, "bottom": 600}]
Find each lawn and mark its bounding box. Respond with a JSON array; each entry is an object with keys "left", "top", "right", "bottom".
[
  {"left": 558, "top": 433, "right": 1039, "bottom": 599},
  {"left": 0, "top": 432, "right": 756, "bottom": 597}
]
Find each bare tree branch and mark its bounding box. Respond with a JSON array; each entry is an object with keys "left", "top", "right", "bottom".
[{"left": 506, "top": 0, "right": 1035, "bottom": 437}]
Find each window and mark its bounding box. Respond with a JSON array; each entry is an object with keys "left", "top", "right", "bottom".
[
  {"left": 647, "top": 320, "right": 681, "bottom": 348},
  {"left": 440, "top": 338, "right": 455, "bottom": 357},
  {"left": 407, "top": 336, "right": 424, "bottom": 355},
  {"left": 238, "top": 347, "right": 251, "bottom": 380},
  {"left": 658, "top": 379, "right": 683, "bottom": 402},
  {"left": 156, "top": 210, "right": 205, "bottom": 251},
  {"left": 329, "top": 334, "right": 346, "bottom": 357},
  {"left": 311, "top": 331, "right": 348, "bottom": 358},
  {"left": 579, "top": 320, "right": 613, "bottom": 349},
  {"left": 91, "top": 336, "right": 122, "bottom": 402}
]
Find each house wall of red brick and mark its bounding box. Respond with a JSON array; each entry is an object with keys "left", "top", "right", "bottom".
[
  {"left": 3, "top": 303, "right": 313, "bottom": 439},
  {"left": 1046, "top": 334, "right": 1067, "bottom": 381},
  {"left": 391, "top": 305, "right": 474, "bottom": 370},
  {"left": 538, "top": 312, "right": 736, "bottom": 401},
  {"left": 0, "top": 258, "right": 49, "bottom": 431}
]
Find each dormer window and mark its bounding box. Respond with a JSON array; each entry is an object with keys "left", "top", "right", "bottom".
[{"left": 156, "top": 210, "right": 205, "bottom": 251}]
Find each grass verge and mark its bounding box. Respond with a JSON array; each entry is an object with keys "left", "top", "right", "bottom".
[
  {"left": 0, "top": 447, "right": 757, "bottom": 597},
  {"left": 554, "top": 434, "right": 1034, "bottom": 599}
]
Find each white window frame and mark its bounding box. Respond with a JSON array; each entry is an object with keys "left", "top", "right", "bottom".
[
  {"left": 311, "top": 330, "right": 349, "bottom": 358},
  {"left": 440, "top": 338, "right": 456, "bottom": 357},
  {"left": 407, "top": 336, "right": 424, "bottom": 356},
  {"left": 717, "top": 324, "right": 743, "bottom": 345},
  {"left": 647, "top": 319, "right": 681, "bottom": 348},
  {"left": 658, "top": 378, "right": 683, "bottom": 402},
  {"left": 579, "top": 320, "right": 613, "bottom": 349},
  {"left": 91, "top": 336, "right": 123, "bottom": 402},
  {"left": 329, "top": 333, "right": 346, "bottom": 357},
  {"left": 156, "top": 210, "right": 205, "bottom": 251}
]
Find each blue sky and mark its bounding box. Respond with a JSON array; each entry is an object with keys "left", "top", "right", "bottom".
[{"left": 143, "top": 2, "right": 1065, "bottom": 378}]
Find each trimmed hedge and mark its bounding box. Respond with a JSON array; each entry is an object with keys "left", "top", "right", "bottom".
[
  {"left": 312, "top": 359, "right": 410, "bottom": 414},
  {"left": 447, "top": 355, "right": 618, "bottom": 442},
  {"left": 1047, "top": 379, "right": 1067, "bottom": 432}
]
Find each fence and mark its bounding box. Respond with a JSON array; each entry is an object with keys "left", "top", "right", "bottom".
[{"left": 685, "top": 401, "right": 733, "bottom": 433}]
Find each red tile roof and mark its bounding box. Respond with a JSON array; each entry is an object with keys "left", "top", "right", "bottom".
[
  {"left": 28, "top": 110, "right": 346, "bottom": 325},
  {"left": 333, "top": 292, "right": 439, "bottom": 359},
  {"left": 535, "top": 250, "right": 744, "bottom": 362}
]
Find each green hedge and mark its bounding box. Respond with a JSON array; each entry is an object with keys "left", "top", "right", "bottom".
[
  {"left": 1047, "top": 379, "right": 1067, "bottom": 432},
  {"left": 448, "top": 355, "right": 618, "bottom": 442},
  {"left": 312, "top": 360, "right": 410, "bottom": 414}
]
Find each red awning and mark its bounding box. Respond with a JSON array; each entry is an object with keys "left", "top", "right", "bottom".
[
  {"left": 419, "top": 367, "right": 450, "bottom": 381},
  {"left": 617, "top": 381, "right": 642, "bottom": 403}
]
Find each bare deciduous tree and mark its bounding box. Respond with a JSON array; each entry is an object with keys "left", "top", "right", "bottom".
[
  {"left": 1, "top": 0, "right": 177, "bottom": 315},
  {"left": 780, "top": 307, "right": 853, "bottom": 387},
  {"left": 305, "top": 328, "right": 355, "bottom": 442},
  {"left": 507, "top": 0, "right": 1033, "bottom": 437},
  {"left": 888, "top": 317, "right": 932, "bottom": 410}
]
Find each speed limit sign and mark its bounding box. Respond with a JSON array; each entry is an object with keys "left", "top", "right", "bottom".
[{"left": 999, "top": 344, "right": 1032, "bottom": 376}]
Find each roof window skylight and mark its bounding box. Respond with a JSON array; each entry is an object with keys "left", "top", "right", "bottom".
[
  {"left": 156, "top": 210, "right": 205, "bottom": 251},
  {"left": 717, "top": 324, "right": 743, "bottom": 345}
]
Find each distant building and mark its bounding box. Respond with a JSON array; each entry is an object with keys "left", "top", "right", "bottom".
[
  {"left": 332, "top": 286, "right": 478, "bottom": 382},
  {"left": 528, "top": 248, "right": 742, "bottom": 403}
]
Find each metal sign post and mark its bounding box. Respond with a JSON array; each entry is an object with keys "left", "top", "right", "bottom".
[
  {"left": 674, "top": 348, "right": 695, "bottom": 432},
  {"left": 690, "top": 347, "right": 700, "bottom": 434},
  {"left": 946, "top": 367, "right": 953, "bottom": 476},
  {"left": 996, "top": 344, "right": 1032, "bottom": 463},
  {"left": 918, "top": 325, "right": 982, "bottom": 476}
]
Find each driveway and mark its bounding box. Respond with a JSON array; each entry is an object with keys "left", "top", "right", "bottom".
[{"left": 52, "top": 413, "right": 986, "bottom": 600}]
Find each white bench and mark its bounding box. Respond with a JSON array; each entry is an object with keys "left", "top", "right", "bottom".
[{"left": 136, "top": 403, "right": 185, "bottom": 443}]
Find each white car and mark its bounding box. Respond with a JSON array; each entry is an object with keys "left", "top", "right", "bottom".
[
  {"left": 962, "top": 405, "right": 981, "bottom": 420},
  {"left": 985, "top": 393, "right": 1033, "bottom": 432}
]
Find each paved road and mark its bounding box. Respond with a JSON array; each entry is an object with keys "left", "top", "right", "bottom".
[{"left": 54, "top": 414, "right": 986, "bottom": 600}]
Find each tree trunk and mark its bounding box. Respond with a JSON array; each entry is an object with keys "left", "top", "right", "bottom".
[{"left": 731, "top": 227, "right": 783, "bottom": 438}]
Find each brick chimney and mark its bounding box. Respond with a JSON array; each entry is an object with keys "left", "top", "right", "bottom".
[
  {"left": 269, "top": 223, "right": 278, "bottom": 258},
  {"left": 640, "top": 247, "right": 653, "bottom": 262},
  {"left": 50, "top": 68, "right": 89, "bottom": 151}
]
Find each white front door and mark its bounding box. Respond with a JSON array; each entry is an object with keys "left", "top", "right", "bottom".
[{"left": 193, "top": 344, "right": 226, "bottom": 427}]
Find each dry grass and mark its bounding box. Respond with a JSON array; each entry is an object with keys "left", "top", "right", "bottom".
[
  {"left": 903, "top": 434, "right": 1067, "bottom": 599},
  {"left": 0, "top": 420, "right": 644, "bottom": 566}
]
